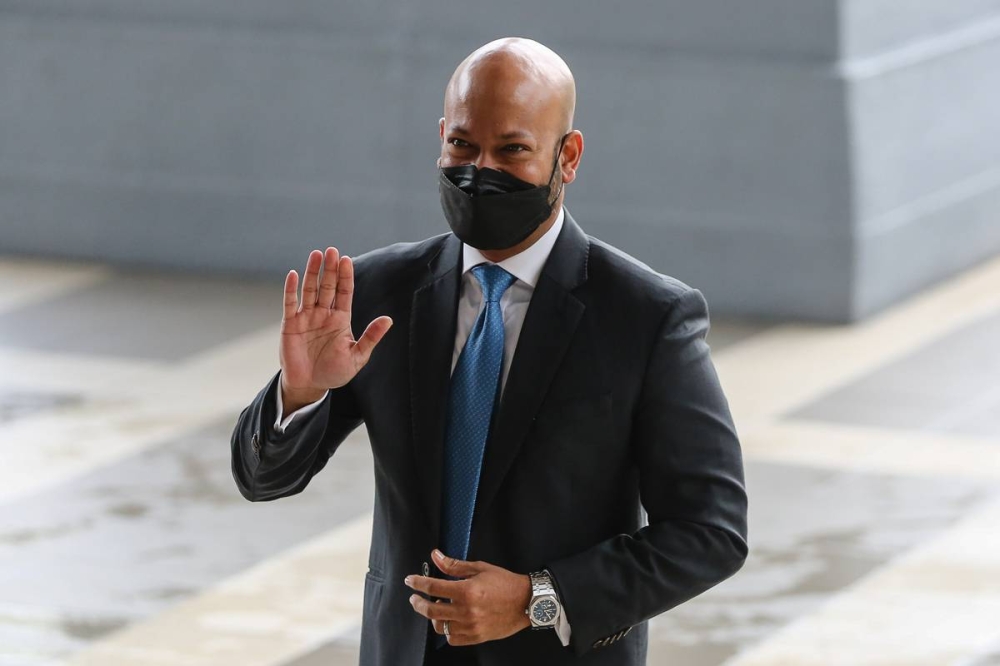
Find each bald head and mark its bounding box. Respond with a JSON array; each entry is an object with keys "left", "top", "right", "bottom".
[{"left": 446, "top": 38, "right": 576, "bottom": 135}]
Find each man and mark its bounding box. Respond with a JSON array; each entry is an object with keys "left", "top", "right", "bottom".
[{"left": 231, "top": 37, "right": 748, "bottom": 666}]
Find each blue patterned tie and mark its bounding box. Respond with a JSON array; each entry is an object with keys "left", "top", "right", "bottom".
[{"left": 441, "top": 264, "right": 517, "bottom": 564}]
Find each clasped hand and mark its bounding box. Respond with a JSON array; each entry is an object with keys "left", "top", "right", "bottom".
[{"left": 405, "top": 549, "right": 532, "bottom": 646}]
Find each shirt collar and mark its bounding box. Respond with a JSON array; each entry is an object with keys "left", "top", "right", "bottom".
[{"left": 461, "top": 207, "right": 565, "bottom": 288}]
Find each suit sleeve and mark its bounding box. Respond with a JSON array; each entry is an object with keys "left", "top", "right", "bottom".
[
  {"left": 545, "top": 287, "right": 749, "bottom": 656},
  {"left": 231, "top": 369, "right": 364, "bottom": 502},
  {"left": 273, "top": 375, "right": 330, "bottom": 433}
]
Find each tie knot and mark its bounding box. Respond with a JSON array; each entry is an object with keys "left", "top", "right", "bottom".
[{"left": 471, "top": 264, "right": 517, "bottom": 303}]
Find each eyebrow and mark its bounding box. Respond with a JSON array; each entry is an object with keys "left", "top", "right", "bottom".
[
  {"left": 448, "top": 125, "right": 534, "bottom": 141},
  {"left": 499, "top": 130, "right": 533, "bottom": 141}
]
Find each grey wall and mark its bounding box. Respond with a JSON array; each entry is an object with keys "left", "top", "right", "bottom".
[
  {"left": 1, "top": 1, "right": 998, "bottom": 322},
  {"left": 843, "top": 1, "right": 1000, "bottom": 317}
]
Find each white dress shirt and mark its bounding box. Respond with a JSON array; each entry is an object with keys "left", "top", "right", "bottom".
[{"left": 273, "top": 208, "right": 572, "bottom": 645}]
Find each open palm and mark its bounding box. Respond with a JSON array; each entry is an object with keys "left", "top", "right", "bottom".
[{"left": 280, "top": 247, "right": 393, "bottom": 398}]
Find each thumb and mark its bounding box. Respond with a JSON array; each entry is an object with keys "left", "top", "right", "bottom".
[
  {"left": 433, "top": 549, "right": 485, "bottom": 578},
  {"left": 352, "top": 316, "right": 393, "bottom": 367}
]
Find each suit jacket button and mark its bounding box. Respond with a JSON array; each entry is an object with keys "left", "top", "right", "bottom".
[{"left": 422, "top": 561, "right": 430, "bottom": 577}]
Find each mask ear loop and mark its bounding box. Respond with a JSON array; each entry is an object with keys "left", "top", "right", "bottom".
[{"left": 545, "top": 132, "right": 570, "bottom": 205}]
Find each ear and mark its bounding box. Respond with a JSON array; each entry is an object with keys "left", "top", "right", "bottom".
[{"left": 559, "top": 130, "right": 584, "bottom": 185}]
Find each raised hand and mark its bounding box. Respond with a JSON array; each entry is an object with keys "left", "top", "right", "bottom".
[{"left": 279, "top": 247, "right": 393, "bottom": 412}]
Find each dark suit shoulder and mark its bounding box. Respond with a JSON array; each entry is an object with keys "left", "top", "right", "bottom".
[
  {"left": 352, "top": 232, "right": 450, "bottom": 272},
  {"left": 585, "top": 235, "right": 697, "bottom": 311},
  {"left": 349, "top": 233, "right": 452, "bottom": 304}
]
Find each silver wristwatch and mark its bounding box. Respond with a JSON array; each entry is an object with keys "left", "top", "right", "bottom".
[{"left": 525, "top": 570, "right": 561, "bottom": 629}]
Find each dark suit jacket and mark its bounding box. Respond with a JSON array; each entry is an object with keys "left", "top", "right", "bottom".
[{"left": 231, "top": 210, "right": 748, "bottom": 665}]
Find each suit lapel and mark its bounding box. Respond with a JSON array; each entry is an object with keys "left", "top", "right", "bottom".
[
  {"left": 473, "top": 211, "right": 590, "bottom": 526},
  {"left": 410, "top": 234, "right": 463, "bottom": 543}
]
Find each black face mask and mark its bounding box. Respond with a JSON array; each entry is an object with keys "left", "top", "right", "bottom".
[{"left": 438, "top": 134, "right": 567, "bottom": 251}]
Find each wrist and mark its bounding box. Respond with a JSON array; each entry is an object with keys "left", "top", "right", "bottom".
[
  {"left": 518, "top": 574, "right": 532, "bottom": 630},
  {"left": 279, "top": 375, "right": 327, "bottom": 413}
]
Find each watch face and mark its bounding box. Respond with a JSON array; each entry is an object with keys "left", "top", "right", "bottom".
[{"left": 531, "top": 598, "right": 559, "bottom": 624}]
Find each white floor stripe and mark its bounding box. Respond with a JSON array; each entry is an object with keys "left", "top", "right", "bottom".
[
  {"left": 714, "top": 254, "right": 1000, "bottom": 428},
  {"left": 724, "top": 495, "right": 1000, "bottom": 666},
  {"left": 63, "top": 514, "right": 372, "bottom": 665},
  {"left": 744, "top": 420, "right": 1000, "bottom": 480},
  {"left": 0, "top": 347, "right": 166, "bottom": 396},
  {"left": 0, "top": 327, "right": 281, "bottom": 504},
  {"left": 0, "top": 398, "right": 241, "bottom": 504},
  {"left": 0, "top": 257, "right": 111, "bottom": 315}
]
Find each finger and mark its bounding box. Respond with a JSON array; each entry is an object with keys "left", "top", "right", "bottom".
[
  {"left": 283, "top": 270, "right": 299, "bottom": 321},
  {"left": 409, "top": 595, "right": 463, "bottom": 621},
  {"left": 431, "top": 618, "right": 470, "bottom": 636},
  {"left": 444, "top": 627, "right": 480, "bottom": 647},
  {"left": 300, "top": 250, "right": 323, "bottom": 311},
  {"left": 352, "top": 316, "right": 393, "bottom": 368},
  {"left": 316, "top": 247, "right": 340, "bottom": 309},
  {"left": 334, "top": 255, "right": 354, "bottom": 313},
  {"left": 404, "top": 575, "right": 463, "bottom": 601},
  {"left": 433, "top": 549, "right": 487, "bottom": 579}
]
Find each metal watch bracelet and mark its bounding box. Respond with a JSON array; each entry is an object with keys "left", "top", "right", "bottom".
[{"left": 526, "top": 570, "right": 560, "bottom": 629}]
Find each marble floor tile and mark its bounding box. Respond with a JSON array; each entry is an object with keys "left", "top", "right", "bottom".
[
  {"left": 0, "top": 253, "right": 997, "bottom": 666},
  {"left": 0, "top": 389, "right": 82, "bottom": 423},
  {"left": 714, "top": 254, "right": 1000, "bottom": 426},
  {"left": 646, "top": 460, "right": 997, "bottom": 664},
  {"left": 66, "top": 515, "right": 374, "bottom": 666},
  {"left": 964, "top": 642, "right": 1000, "bottom": 666},
  {"left": 790, "top": 310, "right": 1000, "bottom": 439},
  {"left": 728, "top": 495, "right": 1000, "bottom": 665},
  {"left": 0, "top": 269, "right": 279, "bottom": 362},
  {"left": 0, "top": 416, "right": 373, "bottom": 662},
  {"left": 284, "top": 630, "right": 362, "bottom": 666},
  {"left": 274, "top": 459, "right": 1000, "bottom": 666}
]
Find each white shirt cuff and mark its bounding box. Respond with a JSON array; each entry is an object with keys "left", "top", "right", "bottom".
[
  {"left": 273, "top": 373, "right": 328, "bottom": 433},
  {"left": 555, "top": 608, "right": 572, "bottom": 646}
]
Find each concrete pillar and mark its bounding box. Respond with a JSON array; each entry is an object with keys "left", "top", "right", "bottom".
[{"left": 1, "top": 1, "right": 998, "bottom": 321}]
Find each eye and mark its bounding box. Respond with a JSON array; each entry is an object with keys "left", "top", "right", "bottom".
[
  {"left": 449, "top": 138, "right": 471, "bottom": 148},
  {"left": 503, "top": 144, "right": 529, "bottom": 153}
]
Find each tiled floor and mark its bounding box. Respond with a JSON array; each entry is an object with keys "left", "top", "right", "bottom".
[
  {"left": 1, "top": 252, "right": 999, "bottom": 666},
  {"left": 790, "top": 309, "right": 1000, "bottom": 438},
  {"left": 0, "top": 271, "right": 278, "bottom": 361}
]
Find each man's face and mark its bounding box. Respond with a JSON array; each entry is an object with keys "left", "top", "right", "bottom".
[{"left": 438, "top": 71, "right": 564, "bottom": 190}]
